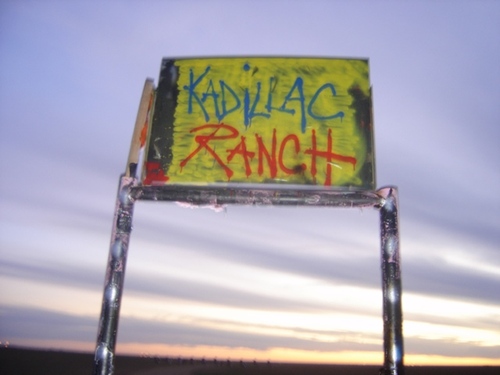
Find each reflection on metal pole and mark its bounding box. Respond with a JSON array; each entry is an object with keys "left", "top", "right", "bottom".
[
  {"left": 92, "top": 176, "right": 136, "bottom": 375},
  {"left": 378, "top": 186, "right": 404, "bottom": 375}
]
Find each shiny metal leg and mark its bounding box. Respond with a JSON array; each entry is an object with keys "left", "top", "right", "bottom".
[
  {"left": 92, "top": 176, "right": 136, "bottom": 375},
  {"left": 378, "top": 186, "right": 404, "bottom": 375}
]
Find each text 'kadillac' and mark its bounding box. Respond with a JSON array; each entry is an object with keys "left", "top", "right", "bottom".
[{"left": 143, "top": 57, "right": 375, "bottom": 189}]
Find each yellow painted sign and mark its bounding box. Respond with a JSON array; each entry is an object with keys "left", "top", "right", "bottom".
[{"left": 144, "top": 57, "right": 375, "bottom": 189}]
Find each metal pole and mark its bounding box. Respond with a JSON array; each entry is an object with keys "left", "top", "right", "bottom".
[
  {"left": 378, "top": 186, "right": 404, "bottom": 375},
  {"left": 92, "top": 79, "right": 153, "bottom": 374},
  {"left": 93, "top": 176, "right": 136, "bottom": 375}
]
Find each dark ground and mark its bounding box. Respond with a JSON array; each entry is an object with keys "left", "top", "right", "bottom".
[{"left": 1, "top": 347, "right": 498, "bottom": 375}]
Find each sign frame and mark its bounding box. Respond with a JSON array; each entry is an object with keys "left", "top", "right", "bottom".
[{"left": 143, "top": 57, "right": 376, "bottom": 190}]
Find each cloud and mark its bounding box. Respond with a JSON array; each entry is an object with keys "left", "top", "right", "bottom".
[
  {"left": 405, "top": 337, "right": 500, "bottom": 359},
  {"left": 0, "top": 259, "right": 103, "bottom": 292},
  {"left": 0, "top": 306, "right": 97, "bottom": 343},
  {"left": 2, "top": 305, "right": 498, "bottom": 360}
]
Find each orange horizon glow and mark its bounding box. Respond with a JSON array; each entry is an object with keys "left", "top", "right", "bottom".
[{"left": 6, "top": 339, "right": 500, "bottom": 367}]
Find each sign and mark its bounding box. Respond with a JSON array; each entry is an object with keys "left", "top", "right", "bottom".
[
  {"left": 94, "top": 60, "right": 405, "bottom": 375},
  {"left": 143, "top": 57, "right": 375, "bottom": 189}
]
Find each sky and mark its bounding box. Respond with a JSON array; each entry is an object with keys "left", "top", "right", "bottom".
[{"left": 0, "top": 0, "right": 499, "bottom": 367}]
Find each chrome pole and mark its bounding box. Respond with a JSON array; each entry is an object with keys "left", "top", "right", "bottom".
[
  {"left": 92, "top": 176, "right": 136, "bottom": 375},
  {"left": 378, "top": 186, "right": 404, "bottom": 375}
]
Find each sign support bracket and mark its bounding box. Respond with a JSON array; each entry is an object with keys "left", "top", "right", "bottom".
[
  {"left": 378, "top": 186, "right": 404, "bottom": 375},
  {"left": 93, "top": 182, "right": 404, "bottom": 375},
  {"left": 93, "top": 175, "right": 136, "bottom": 375}
]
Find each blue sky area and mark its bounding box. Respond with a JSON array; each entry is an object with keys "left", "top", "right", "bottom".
[{"left": 0, "top": 0, "right": 499, "bottom": 366}]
